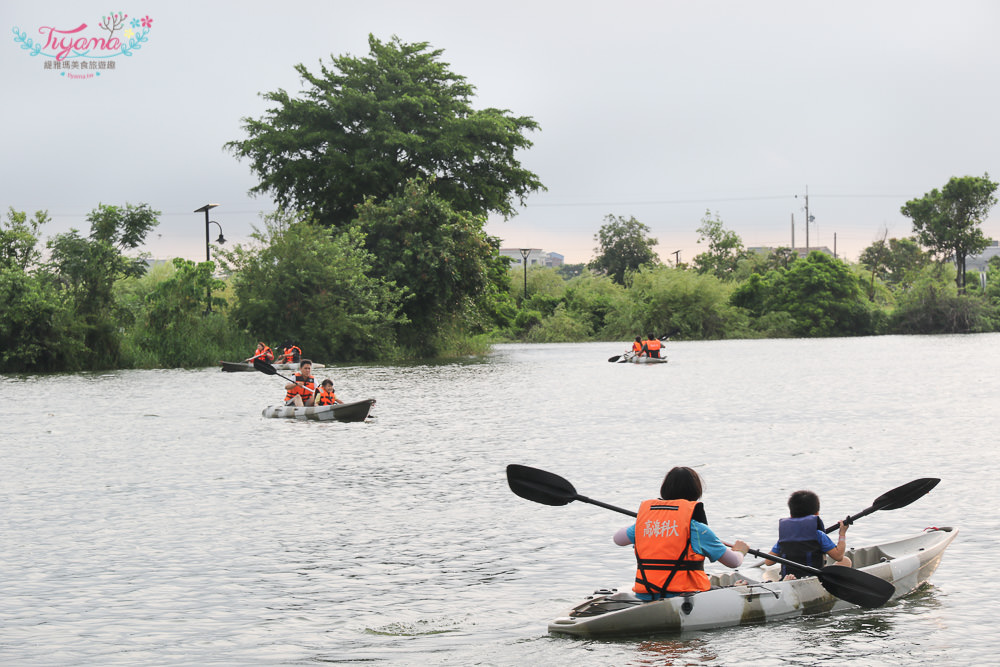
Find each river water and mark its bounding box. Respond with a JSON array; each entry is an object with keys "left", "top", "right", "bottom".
[{"left": 2, "top": 335, "right": 998, "bottom": 665}]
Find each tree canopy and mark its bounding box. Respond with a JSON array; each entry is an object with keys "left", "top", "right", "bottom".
[
  {"left": 692, "top": 209, "right": 752, "bottom": 279},
  {"left": 226, "top": 34, "right": 544, "bottom": 227},
  {"left": 900, "top": 174, "right": 997, "bottom": 293},
  {"left": 588, "top": 214, "right": 660, "bottom": 285}
]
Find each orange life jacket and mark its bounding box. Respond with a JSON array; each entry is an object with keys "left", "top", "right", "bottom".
[
  {"left": 632, "top": 341, "right": 643, "bottom": 353},
  {"left": 253, "top": 346, "right": 273, "bottom": 362},
  {"left": 644, "top": 338, "right": 661, "bottom": 358},
  {"left": 284, "top": 372, "right": 315, "bottom": 402},
  {"left": 282, "top": 346, "right": 301, "bottom": 363},
  {"left": 316, "top": 388, "right": 337, "bottom": 406},
  {"left": 633, "top": 498, "right": 709, "bottom": 596}
]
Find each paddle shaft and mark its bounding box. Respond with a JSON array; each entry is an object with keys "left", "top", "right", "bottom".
[{"left": 253, "top": 359, "right": 317, "bottom": 396}]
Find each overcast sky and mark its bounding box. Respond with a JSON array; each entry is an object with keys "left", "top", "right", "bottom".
[{"left": 4, "top": 0, "right": 1000, "bottom": 265}]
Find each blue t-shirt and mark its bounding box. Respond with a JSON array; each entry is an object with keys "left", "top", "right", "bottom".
[
  {"left": 625, "top": 519, "right": 728, "bottom": 599},
  {"left": 770, "top": 530, "right": 837, "bottom": 555}
]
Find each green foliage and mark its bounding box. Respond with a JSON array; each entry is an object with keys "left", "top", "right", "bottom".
[
  {"left": 1, "top": 207, "right": 49, "bottom": 271},
  {"left": 522, "top": 303, "right": 592, "bottom": 342},
  {"left": 888, "top": 265, "right": 990, "bottom": 333},
  {"left": 733, "top": 247, "right": 797, "bottom": 281},
  {"left": 0, "top": 266, "right": 85, "bottom": 371},
  {"left": 730, "top": 252, "right": 877, "bottom": 337},
  {"left": 117, "top": 258, "right": 247, "bottom": 368},
  {"left": 589, "top": 214, "right": 660, "bottom": 285},
  {"left": 45, "top": 202, "right": 160, "bottom": 369},
  {"left": 226, "top": 34, "right": 544, "bottom": 227},
  {"left": 900, "top": 174, "right": 997, "bottom": 292},
  {"left": 858, "top": 236, "right": 931, "bottom": 291},
  {"left": 692, "top": 210, "right": 752, "bottom": 279},
  {"left": 219, "top": 211, "right": 403, "bottom": 361},
  {"left": 562, "top": 271, "right": 627, "bottom": 338},
  {"left": 608, "top": 265, "right": 745, "bottom": 339},
  {"left": 353, "top": 177, "right": 507, "bottom": 355}
]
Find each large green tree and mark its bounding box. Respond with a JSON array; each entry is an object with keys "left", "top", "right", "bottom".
[
  {"left": 900, "top": 174, "right": 997, "bottom": 293},
  {"left": 47, "top": 203, "right": 159, "bottom": 367},
  {"left": 589, "top": 214, "right": 660, "bottom": 285},
  {"left": 692, "top": 210, "right": 752, "bottom": 279},
  {"left": 226, "top": 34, "right": 544, "bottom": 227},
  {"left": 858, "top": 236, "right": 930, "bottom": 289},
  {"left": 353, "top": 178, "right": 510, "bottom": 354}
]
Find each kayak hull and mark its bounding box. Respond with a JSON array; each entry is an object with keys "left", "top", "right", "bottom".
[
  {"left": 221, "top": 361, "right": 325, "bottom": 372},
  {"left": 548, "top": 527, "right": 956, "bottom": 637},
  {"left": 625, "top": 355, "right": 668, "bottom": 364},
  {"left": 261, "top": 398, "right": 375, "bottom": 422}
]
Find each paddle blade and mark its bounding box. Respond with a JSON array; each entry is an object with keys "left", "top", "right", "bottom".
[
  {"left": 873, "top": 478, "right": 940, "bottom": 511},
  {"left": 608, "top": 355, "right": 622, "bottom": 363},
  {"left": 818, "top": 565, "right": 895, "bottom": 608},
  {"left": 252, "top": 358, "right": 277, "bottom": 375},
  {"left": 506, "top": 464, "right": 577, "bottom": 507}
]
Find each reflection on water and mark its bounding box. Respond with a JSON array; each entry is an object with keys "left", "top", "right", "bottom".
[{"left": 1, "top": 336, "right": 999, "bottom": 665}]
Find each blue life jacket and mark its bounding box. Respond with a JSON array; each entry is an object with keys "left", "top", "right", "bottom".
[{"left": 776, "top": 515, "right": 825, "bottom": 578}]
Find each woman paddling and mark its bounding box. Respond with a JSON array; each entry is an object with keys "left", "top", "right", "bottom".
[{"left": 613, "top": 466, "right": 750, "bottom": 599}]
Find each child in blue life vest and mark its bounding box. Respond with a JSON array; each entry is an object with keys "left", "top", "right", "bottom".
[{"left": 765, "top": 489, "right": 851, "bottom": 580}]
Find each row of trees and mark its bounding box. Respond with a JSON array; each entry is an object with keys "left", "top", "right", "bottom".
[{"left": 4, "top": 35, "right": 999, "bottom": 372}]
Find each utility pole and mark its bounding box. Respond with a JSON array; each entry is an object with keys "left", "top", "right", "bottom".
[
  {"left": 672, "top": 249, "right": 681, "bottom": 266},
  {"left": 791, "top": 213, "right": 795, "bottom": 251},
  {"left": 805, "top": 186, "right": 810, "bottom": 253}
]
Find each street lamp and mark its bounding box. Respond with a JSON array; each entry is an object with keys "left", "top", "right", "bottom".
[
  {"left": 194, "top": 204, "right": 225, "bottom": 312},
  {"left": 518, "top": 248, "right": 531, "bottom": 298}
]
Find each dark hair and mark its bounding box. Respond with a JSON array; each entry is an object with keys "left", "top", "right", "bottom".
[
  {"left": 635, "top": 336, "right": 642, "bottom": 342},
  {"left": 321, "top": 379, "right": 333, "bottom": 388},
  {"left": 300, "top": 358, "right": 313, "bottom": 366},
  {"left": 647, "top": 332, "right": 655, "bottom": 339},
  {"left": 788, "top": 490, "right": 820, "bottom": 517},
  {"left": 659, "top": 467, "right": 703, "bottom": 501}
]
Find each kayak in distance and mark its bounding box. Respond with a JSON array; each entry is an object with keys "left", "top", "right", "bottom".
[
  {"left": 261, "top": 398, "right": 376, "bottom": 422},
  {"left": 548, "top": 527, "right": 957, "bottom": 638},
  {"left": 220, "top": 360, "right": 325, "bottom": 372}
]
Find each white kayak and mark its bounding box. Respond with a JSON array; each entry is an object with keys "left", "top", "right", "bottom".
[
  {"left": 548, "top": 527, "right": 957, "bottom": 637},
  {"left": 625, "top": 355, "right": 667, "bottom": 364},
  {"left": 261, "top": 398, "right": 376, "bottom": 422}
]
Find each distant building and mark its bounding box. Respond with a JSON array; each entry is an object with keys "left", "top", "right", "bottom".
[
  {"left": 499, "top": 248, "right": 564, "bottom": 268},
  {"left": 966, "top": 240, "right": 1000, "bottom": 272}
]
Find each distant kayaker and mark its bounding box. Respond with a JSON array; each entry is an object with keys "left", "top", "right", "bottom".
[
  {"left": 284, "top": 359, "right": 316, "bottom": 406},
  {"left": 247, "top": 342, "right": 274, "bottom": 363},
  {"left": 315, "top": 379, "right": 344, "bottom": 406},
  {"left": 613, "top": 466, "right": 750, "bottom": 600},
  {"left": 281, "top": 342, "right": 302, "bottom": 364},
  {"left": 764, "top": 490, "right": 852, "bottom": 579},
  {"left": 641, "top": 333, "right": 661, "bottom": 358},
  {"left": 632, "top": 336, "right": 644, "bottom": 356}
]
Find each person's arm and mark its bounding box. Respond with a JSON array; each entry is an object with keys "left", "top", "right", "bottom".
[
  {"left": 613, "top": 525, "right": 634, "bottom": 546},
  {"left": 717, "top": 540, "right": 749, "bottom": 568},
  {"left": 825, "top": 522, "right": 849, "bottom": 561},
  {"left": 691, "top": 521, "right": 748, "bottom": 569}
]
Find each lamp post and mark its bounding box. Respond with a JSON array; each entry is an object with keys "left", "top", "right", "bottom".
[
  {"left": 518, "top": 248, "right": 531, "bottom": 298},
  {"left": 194, "top": 204, "right": 225, "bottom": 312}
]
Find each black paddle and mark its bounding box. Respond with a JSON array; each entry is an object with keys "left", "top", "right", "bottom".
[
  {"left": 824, "top": 478, "right": 940, "bottom": 534},
  {"left": 505, "top": 464, "right": 896, "bottom": 609}
]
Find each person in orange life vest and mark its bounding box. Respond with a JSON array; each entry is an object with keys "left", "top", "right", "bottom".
[
  {"left": 284, "top": 359, "right": 316, "bottom": 406},
  {"left": 281, "top": 343, "right": 302, "bottom": 364},
  {"left": 632, "top": 336, "right": 644, "bottom": 357},
  {"left": 764, "top": 490, "right": 851, "bottom": 580},
  {"left": 247, "top": 342, "right": 273, "bottom": 363},
  {"left": 613, "top": 467, "right": 750, "bottom": 599},
  {"left": 642, "top": 332, "right": 662, "bottom": 358},
  {"left": 315, "top": 379, "right": 344, "bottom": 406}
]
